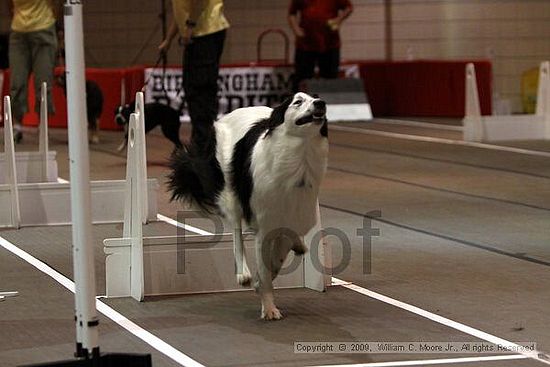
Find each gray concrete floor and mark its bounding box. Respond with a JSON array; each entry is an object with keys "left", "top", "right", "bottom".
[{"left": 1, "top": 119, "right": 549, "bottom": 367}]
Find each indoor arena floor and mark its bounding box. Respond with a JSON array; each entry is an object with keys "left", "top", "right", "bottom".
[{"left": 1, "top": 118, "right": 549, "bottom": 367}]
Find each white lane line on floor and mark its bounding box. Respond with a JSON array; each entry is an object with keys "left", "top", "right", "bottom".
[
  {"left": 309, "top": 354, "right": 527, "bottom": 367},
  {"left": 0, "top": 235, "right": 205, "bottom": 367},
  {"left": 329, "top": 125, "right": 550, "bottom": 158},
  {"left": 57, "top": 177, "right": 69, "bottom": 183},
  {"left": 157, "top": 213, "right": 213, "bottom": 236},
  {"left": 371, "top": 119, "right": 463, "bottom": 132},
  {"left": 158, "top": 214, "right": 550, "bottom": 366},
  {"left": 334, "top": 277, "right": 550, "bottom": 365}
]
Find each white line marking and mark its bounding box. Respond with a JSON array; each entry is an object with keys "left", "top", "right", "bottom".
[
  {"left": 309, "top": 354, "right": 527, "bottom": 367},
  {"left": 372, "top": 118, "right": 463, "bottom": 132},
  {"left": 157, "top": 213, "right": 213, "bottom": 236},
  {"left": 329, "top": 125, "right": 550, "bottom": 158},
  {"left": 333, "top": 277, "right": 550, "bottom": 365},
  {"left": 57, "top": 177, "right": 69, "bottom": 183},
  {"left": 0, "top": 235, "right": 205, "bottom": 367}
]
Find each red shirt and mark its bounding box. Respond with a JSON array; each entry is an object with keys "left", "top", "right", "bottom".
[{"left": 289, "top": 0, "right": 352, "bottom": 52}]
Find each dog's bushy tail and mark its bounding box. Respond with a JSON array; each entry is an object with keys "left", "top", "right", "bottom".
[{"left": 167, "top": 135, "right": 225, "bottom": 214}]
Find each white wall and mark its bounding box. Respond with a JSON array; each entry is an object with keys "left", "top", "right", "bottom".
[{"left": 1, "top": 0, "right": 549, "bottom": 113}]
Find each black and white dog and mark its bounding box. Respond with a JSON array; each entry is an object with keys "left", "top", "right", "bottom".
[
  {"left": 168, "top": 92, "right": 328, "bottom": 320},
  {"left": 115, "top": 102, "right": 182, "bottom": 151}
]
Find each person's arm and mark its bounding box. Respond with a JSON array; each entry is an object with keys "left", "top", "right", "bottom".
[
  {"left": 158, "top": 19, "right": 180, "bottom": 52},
  {"left": 288, "top": 0, "right": 304, "bottom": 37},
  {"left": 47, "top": 0, "right": 63, "bottom": 21},
  {"left": 181, "top": 0, "right": 207, "bottom": 45},
  {"left": 288, "top": 14, "right": 304, "bottom": 37},
  {"left": 328, "top": 1, "right": 353, "bottom": 30}
]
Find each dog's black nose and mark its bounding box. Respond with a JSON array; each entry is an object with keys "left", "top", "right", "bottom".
[{"left": 313, "top": 100, "right": 326, "bottom": 109}]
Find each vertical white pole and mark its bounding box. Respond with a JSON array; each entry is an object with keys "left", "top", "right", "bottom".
[
  {"left": 39, "top": 82, "right": 50, "bottom": 182},
  {"left": 3, "top": 96, "right": 21, "bottom": 229},
  {"left": 463, "top": 63, "right": 484, "bottom": 142},
  {"left": 535, "top": 61, "right": 550, "bottom": 139},
  {"left": 64, "top": 1, "right": 99, "bottom": 357},
  {"left": 134, "top": 92, "right": 149, "bottom": 224},
  {"left": 126, "top": 114, "right": 145, "bottom": 301}
]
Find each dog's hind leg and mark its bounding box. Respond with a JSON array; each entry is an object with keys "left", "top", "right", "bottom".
[
  {"left": 233, "top": 220, "right": 252, "bottom": 286},
  {"left": 254, "top": 233, "right": 282, "bottom": 320}
]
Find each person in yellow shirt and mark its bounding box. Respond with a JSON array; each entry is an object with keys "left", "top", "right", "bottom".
[
  {"left": 159, "top": 0, "right": 229, "bottom": 151},
  {"left": 8, "top": 0, "right": 61, "bottom": 143}
]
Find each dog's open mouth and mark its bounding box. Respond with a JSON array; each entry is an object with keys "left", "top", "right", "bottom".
[{"left": 296, "top": 110, "right": 327, "bottom": 126}]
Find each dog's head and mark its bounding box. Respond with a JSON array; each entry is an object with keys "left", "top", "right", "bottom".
[
  {"left": 114, "top": 103, "right": 133, "bottom": 126},
  {"left": 269, "top": 92, "right": 327, "bottom": 137}
]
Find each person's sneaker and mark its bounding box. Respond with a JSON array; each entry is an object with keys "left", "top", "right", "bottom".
[{"left": 14, "top": 131, "right": 23, "bottom": 144}]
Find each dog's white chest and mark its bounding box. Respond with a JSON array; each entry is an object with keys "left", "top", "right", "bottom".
[{"left": 249, "top": 135, "right": 327, "bottom": 235}]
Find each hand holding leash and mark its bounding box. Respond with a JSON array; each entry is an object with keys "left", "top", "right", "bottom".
[{"left": 158, "top": 39, "right": 171, "bottom": 53}]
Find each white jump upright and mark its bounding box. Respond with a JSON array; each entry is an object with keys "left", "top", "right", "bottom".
[
  {"left": 123, "top": 113, "right": 145, "bottom": 301},
  {"left": 463, "top": 61, "right": 550, "bottom": 142},
  {"left": 39, "top": 81, "right": 50, "bottom": 182},
  {"left": 3, "top": 96, "right": 21, "bottom": 229},
  {"left": 134, "top": 92, "right": 149, "bottom": 225},
  {"left": 0, "top": 82, "right": 58, "bottom": 184},
  {"left": 0, "top": 95, "right": 158, "bottom": 228}
]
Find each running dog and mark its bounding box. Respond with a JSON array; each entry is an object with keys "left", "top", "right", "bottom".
[
  {"left": 168, "top": 92, "right": 328, "bottom": 320},
  {"left": 115, "top": 102, "right": 182, "bottom": 151}
]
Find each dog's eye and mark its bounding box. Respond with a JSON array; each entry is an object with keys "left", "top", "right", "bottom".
[{"left": 293, "top": 99, "right": 303, "bottom": 106}]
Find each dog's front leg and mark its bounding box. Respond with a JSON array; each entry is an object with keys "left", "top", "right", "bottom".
[
  {"left": 255, "top": 234, "right": 282, "bottom": 320},
  {"left": 233, "top": 220, "right": 251, "bottom": 286}
]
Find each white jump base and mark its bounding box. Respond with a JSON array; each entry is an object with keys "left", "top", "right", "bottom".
[
  {"left": 463, "top": 61, "right": 550, "bottom": 142},
  {"left": 0, "top": 151, "right": 58, "bottom": 183},
  {"left": 1, "top": 89, "right": 158, "bottom": 228},
  {"left": 104, "top": 231, "right": 330, "bottom": 297},
  {"left": 0, "top": 179, "right": 158, "bottom": 228}
]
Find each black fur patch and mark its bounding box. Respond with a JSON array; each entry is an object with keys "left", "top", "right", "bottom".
[
  {"left": 167, "top": 136, "right": 224, "bottom": 214},
  {"left": 320, "top": 118, "right": 328, "bottom": 137},
  {"left": 231, "top": 97, "right": 292, "bottom": 223}
]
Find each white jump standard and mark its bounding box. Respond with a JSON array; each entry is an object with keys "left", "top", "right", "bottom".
[
  {"left": 0, "top": 83, "right": 58, "bottom": 184},
  {"left": 0, "top": 93, "right": 158, "bottom": 228},
  {"left": 463, "top": 61, "right": 550, "bottom": 142}
]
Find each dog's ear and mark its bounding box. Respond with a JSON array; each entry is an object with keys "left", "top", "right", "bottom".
[{"left": 269, "top": 96, "right": 293, "bottom": 125}]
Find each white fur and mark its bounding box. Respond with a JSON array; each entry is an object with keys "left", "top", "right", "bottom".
[{"left": 215, "top": 93, "right": 328, "bottom": 320}]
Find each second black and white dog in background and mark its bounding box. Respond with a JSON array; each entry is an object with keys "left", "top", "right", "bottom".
[
  {"left": 168, "top": 92, "right": 328, "bottom": 320},
  {"left": 115, "top": 102, "right": 183, "bottom": 151}
]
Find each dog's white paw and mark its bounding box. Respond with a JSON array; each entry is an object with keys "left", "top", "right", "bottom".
[
  {"left": 237, "top": 273, "right": 252, "bottom": 287},
  {"left": 261, "top": 306, "right": 283, "bottom": 321}
]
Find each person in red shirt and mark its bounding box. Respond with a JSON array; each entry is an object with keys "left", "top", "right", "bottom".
[{"left": 288, "top": 0, "right": 353, "bottom": 92}]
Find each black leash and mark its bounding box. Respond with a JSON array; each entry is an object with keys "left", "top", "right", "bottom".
[
  {"left": 141, "top": 50, "right": 184, "bottom": 104},
  {"left": 141, "top": 51, "right": 167, "bottom": 94}
]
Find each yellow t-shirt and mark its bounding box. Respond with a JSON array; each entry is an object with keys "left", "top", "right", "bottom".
[
  {"left": 11, "top": 0, "right": 56, "bottom": 32},
  {"left": 172, "top": 0, "right": 229, "bottom": 38}
]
